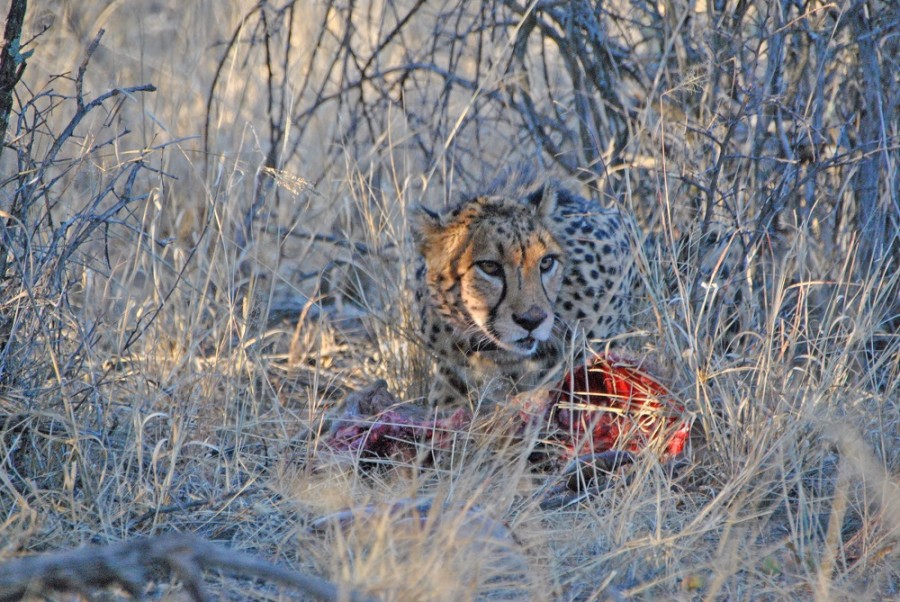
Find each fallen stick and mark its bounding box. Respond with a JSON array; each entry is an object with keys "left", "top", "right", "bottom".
[{"left": 0, "top": 533, "right": 376, "bottom": 602}]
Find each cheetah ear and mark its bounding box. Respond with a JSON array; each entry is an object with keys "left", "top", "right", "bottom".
[
  {"left": 411, "top": 204, "right": 445, "bottom": 249},
  {"left": 530, "top": 181, "right": 558, "bottom": 218}
]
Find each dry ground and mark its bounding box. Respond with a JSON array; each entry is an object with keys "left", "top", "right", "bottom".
[{"left": 1, "top": 1, "right": 899, "bottom": 600}]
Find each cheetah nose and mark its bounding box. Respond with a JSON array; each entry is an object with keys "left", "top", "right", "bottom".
[{"left": 512, "top": 305, "right": 548, "bottom": 332}]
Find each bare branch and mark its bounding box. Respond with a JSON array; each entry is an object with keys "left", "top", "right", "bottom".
[
  {"left": 0, "top": 0, "right": 29, "bottom": 165},
  {"left": 0, "top": 533, "right": 377, "bottom": 602}
]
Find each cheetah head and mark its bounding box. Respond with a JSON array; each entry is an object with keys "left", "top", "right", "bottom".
[{"left": 414, "top": 183, "right": 565, "bottom": 356}]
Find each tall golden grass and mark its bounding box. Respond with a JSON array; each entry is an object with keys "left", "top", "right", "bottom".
[{"left": 1, "top": 0, "right": 897, "bottom": 599}]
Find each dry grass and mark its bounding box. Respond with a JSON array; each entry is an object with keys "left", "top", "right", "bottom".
[{"left": 1, "top": 0, "right": 898, "bottom": 600}]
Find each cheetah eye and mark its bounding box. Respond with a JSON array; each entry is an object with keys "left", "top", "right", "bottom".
[
  {"left": 540, "top": 254, "right": 559, "bottom": 273},
  {"left": 474, "top": 260, "right": 504, "bottom": 278}
]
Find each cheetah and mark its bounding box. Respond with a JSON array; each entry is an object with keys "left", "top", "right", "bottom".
[{"left": 413, "top": 177, "right": 638, "bottom": 407}]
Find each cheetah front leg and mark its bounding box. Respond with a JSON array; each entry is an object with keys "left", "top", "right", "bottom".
[{"left": 427, "top": 363, "right": 471, "bottom": 407}]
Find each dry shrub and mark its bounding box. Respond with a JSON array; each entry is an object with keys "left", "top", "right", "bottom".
[{"left": 1, "top": 0, "right": 898, "bottom": 600}]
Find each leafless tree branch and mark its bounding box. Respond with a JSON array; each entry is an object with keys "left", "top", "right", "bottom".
[{"left": 0, "top": 533, "right": 377, "bottom": 602}]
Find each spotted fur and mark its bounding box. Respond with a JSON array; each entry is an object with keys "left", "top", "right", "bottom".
[{"left": 413, "top": 179, "right": 637, "bottom": 407}]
